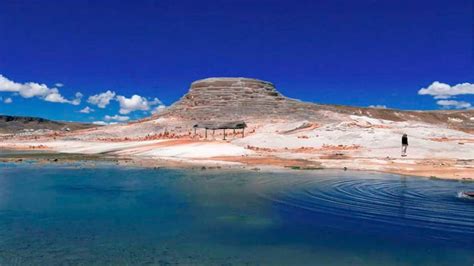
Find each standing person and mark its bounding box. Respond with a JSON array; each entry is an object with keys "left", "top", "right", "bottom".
[{"left": 401, "top": 133, "right": 408, "bottom": 157}]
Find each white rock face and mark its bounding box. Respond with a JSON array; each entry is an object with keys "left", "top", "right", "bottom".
[{"left": 448, "top": 117, "right": 463, "bottom": 123}]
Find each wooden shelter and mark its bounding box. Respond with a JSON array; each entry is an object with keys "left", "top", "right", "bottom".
[{"left": 193, "top": 121, "right": 247, "bottom": 140}]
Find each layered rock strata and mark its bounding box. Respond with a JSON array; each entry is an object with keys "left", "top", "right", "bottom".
[{"left": 162, "top": 77, "right": 323, "bottom": 121}]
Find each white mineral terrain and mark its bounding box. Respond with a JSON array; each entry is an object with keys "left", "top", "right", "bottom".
[{"left": 1, "top": 77, "right": 474, "bottom": 180}]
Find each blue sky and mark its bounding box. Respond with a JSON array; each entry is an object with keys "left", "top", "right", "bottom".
[{"left": 0, "top": 0, "right": 472, "bottom": 123}]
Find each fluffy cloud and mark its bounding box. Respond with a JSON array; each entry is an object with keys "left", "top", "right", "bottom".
[
  {"left": 88, "top": 91, "right": 164, "bottom": 114},
  {"left": 104, "top": 114, "right": 130, "bottom": 122},
  {"left": 0, "top": 74, "right": 81, "bottom": 105},
  {"left": 436, "top": 100, "right": 472, "bottom": 109},
  {"left": 92, "top": 121, "right": 117, "bottom": 126},
  {"left": 3, "top": 97, "right": 12, "bottom": 104},
  {"left": 71, "top": 92, "right": 83, "bottom": 105},
  {"left": 368, "top": 104, "right": 387, "bottom": 109},
  {"left": 87, "top": 90, "right": 116, "bottom": 108},
  {"left": 419, "top": 81, "right": 474, "bottom": 99},
  {"left": 0, "top": 74, "right": 166, "bottom": 120},
  {"left": 18, "top": 82, "right": 50, "bottom": 98},
  {"left": 44, "top": 92, "right": 68, "bottom": 103},
  {"left": 79, "top": 106, "right": 94, "bottom": 114},
  {"left": 149, "top": 97, "right": 163, "bottom": 106},
  {"left": 43, "top": 91, "right": 82, "bottom": 105},
  {"left": 0, "top": 75, "right": 22, "bottom": 92},
  {"left": 116, "top": 95, "right": 152, "bottom": 114},
  {"left": 152, "top": 104, "right": 167, "bottom": 114}
]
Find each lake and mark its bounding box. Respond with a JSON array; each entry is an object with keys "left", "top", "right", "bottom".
[{"left": 0, "top": 163, "right": 473, "bottom": 265}]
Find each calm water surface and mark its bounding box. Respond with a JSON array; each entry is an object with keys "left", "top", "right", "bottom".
[{"left": 0, "top": 163, "right": 473, "bottom": 265}]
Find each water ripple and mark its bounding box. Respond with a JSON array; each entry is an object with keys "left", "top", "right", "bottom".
[{"left": 259, "top": 173, "right": 474, "bottom": 237}]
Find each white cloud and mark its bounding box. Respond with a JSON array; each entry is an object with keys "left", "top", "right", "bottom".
[
  {"left": 149, "top": 97, "right": 163, "bottom": 105},
  {"left": 79, "top": 106, "right": 94, "bottom": 114},
  {"left": 368, "top": 104, "right": 387, "bottom": 109},
  {"left": 92, "top": 121, "right": 109, "bottom": 126},
  {"left": 0, "top": 74, "right": 166, "bottom": 118},
  {"left": 3, "top": 97, "right": 12, "bottom": 104},
  {"left": 0, "top": 74, "right": 81, "bottom": 105},
  {"left": 43, "top": 91, "right": 81, "bottom": 105},
  {"left": 116, "top": 95, "right": 165, "bottom": 114},
  {"left": 419, "top": 81, "right": 474, "bottom": 110},
  {"left": 88, "top": 91, "right": 164, "bottom": 115},
  {"left": 436, "top": 100, "right": 472, "bottom": 109},
  {"left": 116, "top": 95, "right": 150, "bottom": 114},
  {"left": 19, "top": 82, "right": 52, "bottom": 98},
  {"left": 419, "top": 81, "right": 474, "bottom": 99},
  {"left": 87, "top": 90, "right": 116, "bottom": 108},
  {"left": 71, "top": 92, "right": 83, "bottom": 105},
  {"left": 104, "top": 114, "right": 130, "bottom": 122},
  {"left": 152, "top": 104, "right": 167, "bottom": 114},
  {"left": 92, "top": 121, "right": 119, "bottom": 126},
  {"left": 0, "top": 75, "right": 22, "bottom": 92},
  {"left": 44, "top": 92, "right": 68, "bottom": 103}
]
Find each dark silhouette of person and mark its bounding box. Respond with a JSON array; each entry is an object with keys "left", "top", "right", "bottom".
[{"left": 401, "top": 134, "right": 408, "bottom": 156}]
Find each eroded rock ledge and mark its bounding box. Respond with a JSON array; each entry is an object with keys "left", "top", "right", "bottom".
[{"left": 163, "top": 77, "right": 322, "bottom": 121}]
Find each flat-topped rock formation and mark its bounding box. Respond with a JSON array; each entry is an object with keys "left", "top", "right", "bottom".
[{"left": 161, "top": 77, "right": 325, "bottom": 121}]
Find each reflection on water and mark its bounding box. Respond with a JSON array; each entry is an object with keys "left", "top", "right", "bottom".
[{"left": 0, "top": 164, "right": 473, "bottom": 265}]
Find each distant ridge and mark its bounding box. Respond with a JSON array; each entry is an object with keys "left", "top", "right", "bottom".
[{"left": 0, "top": 115, "right": 99, "bottom": 134}]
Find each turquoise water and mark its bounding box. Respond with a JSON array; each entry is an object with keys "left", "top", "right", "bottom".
[{"left": 0, "top": 164, "right": 473, "bottom": 265}]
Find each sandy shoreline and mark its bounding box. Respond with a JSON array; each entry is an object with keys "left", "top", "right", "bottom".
[{"left": 1, "top": 141, "right": 473, "bottom": 182}]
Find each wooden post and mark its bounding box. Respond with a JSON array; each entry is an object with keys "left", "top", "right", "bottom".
[
  {"left": 205, "top": 129, "right": 207, "bottom": 139},
  {"left": 242, "top": 128, "right": 245, "bottom": 138},
  {"left": 193, "top": 127, "right": 196, "bottom": 136},
  {"left": 223, "top": 129, "right": 226, "bottom": 140}
]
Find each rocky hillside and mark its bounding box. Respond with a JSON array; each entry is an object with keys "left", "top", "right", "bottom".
[
  {"left": 0, "top": 115, "right": 99, "bottom": 134},
  {"left": 162, "top": 77, "right": 319, "bottom": 121},
  {"left": 157, "top": 77, "right": 474, "bottom": 131}
]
